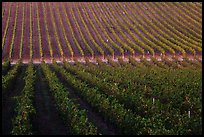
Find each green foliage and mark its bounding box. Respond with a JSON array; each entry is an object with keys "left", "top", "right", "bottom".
[
  {"left": 11, "top": 63, "right": 36, "bottom": 135},
  {"left": 2, "top": 61, "right": 21, "bottom": 93},
  {"left": 41, "top": 62, "right": 97, "bottom": 135},
  {"left": 62, "top": 59, "right": 202, "bottom": 135}
]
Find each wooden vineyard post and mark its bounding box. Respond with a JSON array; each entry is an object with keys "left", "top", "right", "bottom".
[
  {"left": 41, "top": 57, "right": 44, "bottom": 62},
  {"left": 153, "top": 97, "right": 155, "bottom": 105},
  {"left": 62, "top": 56, "right": 66, "bottom": 63},
  {"left": 92, "top": 54, "right": 94, "bottom": 60},
  {"left": 122, "top": 52, "right": 125, "bottom": 59}
]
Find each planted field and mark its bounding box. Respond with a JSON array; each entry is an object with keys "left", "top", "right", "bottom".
[
  {"left": 2, "top": 58, "right": 202, "bottom": 135},
  {"left": 2, "top": 2, "right": 202, "bottom": 135},
  {"left": 2, "top": 2, "right": 202, "bottom": 63}
]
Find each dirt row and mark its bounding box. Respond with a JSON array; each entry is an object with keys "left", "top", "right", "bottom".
[{"left": 2, "top": 64, "right": 119, "bottom": 135}]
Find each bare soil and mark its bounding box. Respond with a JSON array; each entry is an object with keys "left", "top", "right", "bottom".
[{"left": 32, "top": 65, "right": 69, "bottom": 135}]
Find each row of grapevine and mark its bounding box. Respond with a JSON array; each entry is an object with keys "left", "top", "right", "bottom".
[
  {"left": 2, "top": 60, "right": 21, "bottom": 93},
  {"left": 11, "top": 63, "right": 36, "bottom": 135},
  {"left": 45, "top": 2, "right": 61, "bottom": 60},
  {"left": 135, "top": 2, "right": 201, "bottom": 54},
  {"left": 90, "top": 3, "right": 135, "bottom": 55},
  {"left": 2, "top": 58, "right": 202, "bottom": 135},
  {"left": 146, "top": 3, "right": 201, "bottom": 43},
  {"left": 41, "top": 62, "right": 98, "bottom": 135},
  {"left": 79, "top": 3, "right": 115, "bottom": 58},
  {"left": 48, "top": 3, "right": 64, "bottom": 59},
  {"left": 58, "top": 60, "right": 201, "bottom": 134},
  {"left": 95, "top": 3, "right": 143, "bottom": 56},
  {"left": 161, "top": 3, "right": 201, "bottom": 39},
  {"left": 100, "top": 3, "right": 152, "bottom": 55},
  {"left": 2, "top": 2, "right": 201, "bottom": 63},
  {"left": 62, "top": 3, "right": 84, "bottom": 57},
  {"left": 2, "top": 2, "right": 9, "bottom": 35},
  {"left": 87, "top": 3, "right": 135, "bottom": 57},
  {"left": 55, "top": 3, "right": 74, "bottom": 59},
  {"left": 19, "top": 3, "right": 25, "bottom": 60},
  {"left": 125, "top": 3, "right": 176, "bottom": 55},
  {"left": 168, "top": 3, "right": 201, "bottom": 31},
  {"left": 2, "top": 60, "right": 11, "bottom": 76},
  {"left": 118, "top": 3, "right": 175, "bottom": 55},
  {"left": 110, "top": 3, "right": 165, "bottom": 56},
  {"left": 119, "top": 2, "right": 198, "bottom": 56},
  {"left": 137, "top": 2, "right": 200, "bottom": 49},
  {"left": 82, "top": 59, "right": 201, "bottom": 114},
  {"left": 70, "top": 4, "right": 94, "bottom": 58},
  {"left": 2, "top": 3, "right": 5, "bottom": 18},
  {"left": 42, "top": 3, "right": 53, "bottom": 59},
  {"left": 2, "top": 3, "right": 12, "bottom": 51},
  {"left": 21, "top": 2, "right": 30, "bottom": 61},
  {"left": 173, "top": 3, "right": 201, "bottom": 25},
  {"left": 80, "top": 3, "right": 125, "bottom": 58},
  {"left": 136, "top": 3, "right": 185, "bottom": 47},
  {"left": 6, "top": 4, "right": 18, "bottom": 60},
  {"left": 11, "top": 3, "right": 23, "bottom": 61},
  {"left": 29, "top": 3, "right": 33, "bottom": 61},
  {"left": 63, "top": 61, "right": 155, "bottom": 116},
  {"left": 73, "top": 3, "right": 105, "bottom": 58},
  {"left": 53, "top": 62, "right": 152, "bottom": 135},
  {"left": 69, "top": 58, "right": 200, "bottom": 133},
  {"left": 31, "top": 2, "right": 41, "bottom": 61},
  {"left": 182, "top": 2, "right": 202, "bottom": 19},
  {"left": 36, "top": 3, "right": 43, "bottom": 59}
]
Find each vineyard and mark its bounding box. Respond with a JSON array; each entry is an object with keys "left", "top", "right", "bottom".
[
  {"left": 2, "top": 2, "right": 202, "bottom": 63},
  {"left": 2, "top": 2, "right": 202, "bottom": 135}
]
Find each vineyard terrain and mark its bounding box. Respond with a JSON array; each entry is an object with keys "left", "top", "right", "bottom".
[{"left": 2, "top": 2, "right": 202, "bottom": 135}]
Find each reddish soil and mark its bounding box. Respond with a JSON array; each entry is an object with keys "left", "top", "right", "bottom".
[
  {"left": 32, "top": 66, "right": 68, "bottom": 135},
  {"left": 59, "top": 3, "right": 81, "bottom": 57},
  {"left": 69, "top": 7, "right": 91, "bottom": 57},
  {"left": 44, "top": 3, "right": 61, "bottom": 59},
  {"left": 32, "top": 2, "right": 41, "bottom": 61},
  {"left": 2, "top": 2, "right": 202, "bottom": 64},
  {"left": 2, "top": 3, "right": 9, "bottom": 37},
  {"left": 37, "top": 2, "right": 51, "bottom": 59},
  {"left": 11, "top": 3, "right": 23, "bottom": 61},
  {"left": 2, "top": 3, "right": 15, "bottom": 61},
  {"left": 52, "top": 3, "right": 71, "bottom": 59},
  {"left": 78, "top": 4, "right": 113, "bottom": 56}
]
